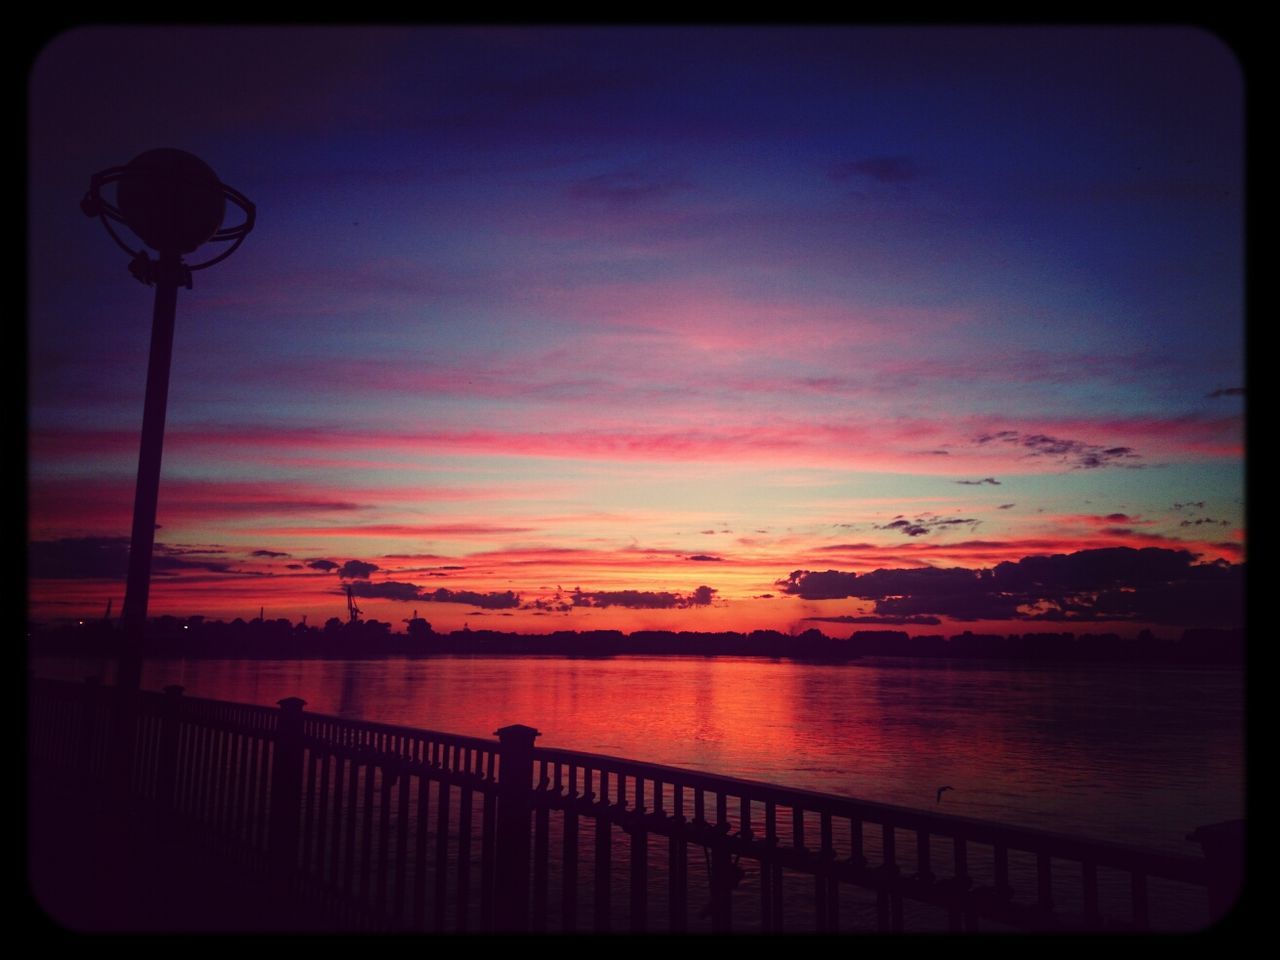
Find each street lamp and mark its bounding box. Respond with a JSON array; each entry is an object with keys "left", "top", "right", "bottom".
[{"left": 82, "top": 148, "right": 255, "bottom": 692}]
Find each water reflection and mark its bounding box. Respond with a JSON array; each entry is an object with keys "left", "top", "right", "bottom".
[{"left": 32, "top": 654, "right": 1241, "bottom": 856}]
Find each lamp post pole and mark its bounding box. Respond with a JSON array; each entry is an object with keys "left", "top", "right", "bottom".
[
  {"left": 117, "top": 249, "right": 181, "bottom": 693},
  {"left": 82, "top": 149, "right": 255, "bottom": 696}
]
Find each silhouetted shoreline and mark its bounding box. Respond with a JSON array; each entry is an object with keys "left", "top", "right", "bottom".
[{"left": 29, "top": 616, "right": 1243, "bottom": 666}]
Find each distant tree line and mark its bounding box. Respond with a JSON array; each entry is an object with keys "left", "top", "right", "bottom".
[{"left": 28, "top": 615, "right": 1244, "bottom": 666}]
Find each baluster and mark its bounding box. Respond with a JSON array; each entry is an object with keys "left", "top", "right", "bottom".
[
  {"left": 631, "top": 775, "right": 648, "bottom": 932},
  {"left": 712, "top": 789, "right": 732, "bottom": 930},
  {"left": 356, "top": 740, "right": 374, "bottom": 902},
  {"left": 1037, "top": 852, "right": 1053, "bottom": 915},
  {"left": 878, "top": 824, "right": 899, "bottom": 932},
  {"left": 232, "top": 721, "right": 247, "bottom": 848},
  {"left": 1082, "top": 861, "right": 1099, "bottom": 927},
  {"left": 533, "top": 760, "right": 550, "bottom": 932},
  {"left": 563, "top": 764, "right": 579, "bottom": 932},
  {"left": 192, "top": 716, "right": 209, "bottom": 827},
  {"left": 377, "top": 753, "right": 395, "bottom": 916},
  {"left": 212, "top": 722, "right": 229, "bottom": 836},
  {"left": 257, "top": 729, "right": 273, "bottom": 858},
  {"left": 194, "top": 717, "right": 210, "bottom": 826},
  {"left": 480, "top": 751, "right": 497, "bottom": 931},
  {"left": 949, "top": 837, "right": 968, "bottom": 931},
  {"left": 434, "top": 772, "right": 451, "bottom": 930},
  {"left": 316, "top": 751, "right": 333, "bottom": 883},
  {"left": 204, "top": 716, "right": 220, "bottom": 830},
  {"left": 1131, "top": 872, "right": 1148, "bottom": 930},
  {"left": 995, "top": 844, "right": 1010, "bottom": 898},
  {"left": 228, "top": 727, "right": 246, "bottom": 847},
  {"left": 394, "top": 744, "right": 411, "bottom": 928},
  {"left": 594, "top": 768, "right": 612, "bottom": 932},
  {"left": 822, "top": 811, "right": 837, "bottom": 932},
  {"left": 343, "top": 744, "right": 361, "bottom": 894},
  {"left": 763, "top": 801, "right": 777, "bottom": 932},
  {"left": 245, "top": 729, "right": 261, "bottom": 850},
  {"left": 413, "top": 745, "right": 430, "bottom": 931},
  {"left": 330, "top": 754, "right": 347, "bottom": 892},
  {"left": 300, "top": 747, "right": 318, "bottom": 877},
  {"left": 173, "top": 719, "right": 190, "bottom": 818},
  {"left": 457, "top": 779, "right": 473, "bottom": 931},
  {"left": 669, "top": 782, "right": 686, "bottom": 932}
]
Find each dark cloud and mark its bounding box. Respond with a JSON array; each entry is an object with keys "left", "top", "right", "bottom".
[
  {"left": 251, "top": 549, "right": 289, "bottom": 558},
  {"left": 338, "top": 559, "right": 379, "bottom": 580},
  {"left": 571, "top": 586, "right": 716, "bottom": 609},
  {"left": 955, "top": 477, "right": 1001, "bottom": 485},
  {"left": 829, "top": 155, "right": 920, "bottom": 183},
  {"left": 1207, "top": 387, "right": 1244, "bottom": 398},
  {"left": 778, "top": 570, "right": 859, "bottom": 599},
  {"left": 30, "top": 537, "right": 130, "bottom": 579},
  {"left": 992, "top": 547, "right": 1198, "bottom": 592},
  {"left": 425, "top": 588, "right": 520, "bottom": 610},
  {"left": 700, "top": 529, "right": 717, "bottom": 535},
  {"left": 816, "top": 542, "right": 877, "bottom": 551},
  {"left": 346, "top": 580, "right": 425, "bottom": 602},
  {"left": 29, "top": 537, "right": 231, "bottom": 578},
  {"left": 851, "top": 567, "right": 992, "bottom": 599},
  {"left": 875, "top": 516, "right": 979, "bottom": 537},
  {"left": 875, "top": 592, "right": 1025, "bottom": 621},
  {"left": 973, "top": 431, "right": 1141, "bottom": 469},
  {"left": 689, "top": 585, "right": 716, "bottom": 606},
  {"left": 804, "top": 615, "right": 942, "bottom": 626},
  {"left": 687, "top": 554, "right": 723, "bottom": 562},
  {"left": 997, "top": 504, "right": 1016, "bottom": 510},
  {"left": 1103, "top": 513, "right": 1132, "bottom": 522},
  {"left": 286, "top": 564, "right": 304, "bottom": 570},
  {"left": 1173, "top": 501, "right": 1206, "bottom": 511},
  {"left": 777, "top": 548, "right": 1242, "bottom": 627},
  {"left": 1180, "top": 518, "right": 1231, "bottom": 527},
  {"left": 307, "top": 559, "right": 339, "bottom": 572}
]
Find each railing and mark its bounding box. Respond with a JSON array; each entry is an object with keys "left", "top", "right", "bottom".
[{"left": 28, "top": 677, "right": 1236, "bottom": 933}]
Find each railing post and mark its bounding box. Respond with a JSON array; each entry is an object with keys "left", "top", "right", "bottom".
[
  {"left": 1189, "top": 820, "right": 1244, "bottom": 925},
  {"left": 155, "top": 685, "right": 184, "bottom": 827},
  {"left": 269, "top": 697, "right": 307, "bottom": 882},
  {"left": 493, "top": 723, "right": 540, "bottom": 933}
]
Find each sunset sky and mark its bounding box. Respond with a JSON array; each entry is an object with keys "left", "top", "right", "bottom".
[{"left": 28, "top": 27, "right": 1245, "bottom": 636}]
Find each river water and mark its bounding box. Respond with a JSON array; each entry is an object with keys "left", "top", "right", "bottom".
[
  {"left": 31, "top": 654, "right": 1243, "bottom": 930},
  {"left": 34, "top": 654, "right": 1242, "bottom": 850}
]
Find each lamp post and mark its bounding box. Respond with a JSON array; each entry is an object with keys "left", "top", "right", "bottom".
[{"left": 82, "top": 149, "right": 255, "bottom": 692}]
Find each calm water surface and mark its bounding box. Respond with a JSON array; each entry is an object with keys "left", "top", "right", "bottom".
[{"left": 34, "top": 654, "right": 1242, "bottom": 859}]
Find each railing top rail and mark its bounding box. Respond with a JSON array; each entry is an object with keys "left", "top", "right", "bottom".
[
  {"left": 532, "top": 744, "right": 1208, "bottom": 883},
  {"left": 27, "top": 676, "right": 1209, "bottom": 885},
  {"left": 301, "top": 708, "right": 499, "bottom": 754}
]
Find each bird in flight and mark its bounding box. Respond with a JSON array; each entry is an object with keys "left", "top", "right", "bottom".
[{"left": 936, "top": 786, "right": 954, "bottom": 804}]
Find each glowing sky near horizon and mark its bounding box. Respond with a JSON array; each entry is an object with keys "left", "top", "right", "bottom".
[{"left": 28, "top": 27, "right": 1245, "bottom": 635}]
